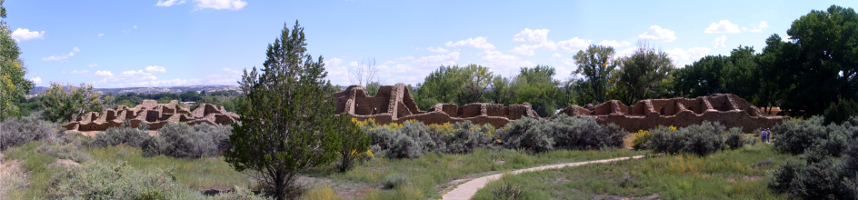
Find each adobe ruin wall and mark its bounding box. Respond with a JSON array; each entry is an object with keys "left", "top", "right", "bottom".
[
  {"left": 63, "top": 99, "right": 240, "bottom": 132},
  {"left": 336, "top": 83, "right": 787, "bottom": 132}
]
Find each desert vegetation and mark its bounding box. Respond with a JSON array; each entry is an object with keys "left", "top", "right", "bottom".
[{"left": 2, "top": 2, "right": 858, "bottom": 200}]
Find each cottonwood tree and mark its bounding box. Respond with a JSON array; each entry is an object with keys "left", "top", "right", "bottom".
[
  {"left": 764, "top": 5, "right": 858, "bottom": 117},
  {"left": 573, "top": 45, "right": 617, "bottom": 104},
  {"left": 40, "top": 82, "right": 102, "bottom": 122},
  {"left": 224, "top": 21, "right": 342, "bottom": 200},
  {"left": 0, "top": 0, "right": 33, "bottom": 121},
  {"left": 614, "top": 44, "right": 674, "bottom": 105},
  {"left": 349, "top": 58, "right": 382, "bottom": 94}
]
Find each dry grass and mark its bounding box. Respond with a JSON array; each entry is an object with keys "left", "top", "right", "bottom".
[{"left": 0, "top": 159, "right": 27, "bottom": 200}]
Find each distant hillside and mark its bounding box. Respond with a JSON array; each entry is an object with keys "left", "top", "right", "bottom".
[{"left": 28, "top": 85, "right": 240, "bottom": 96}]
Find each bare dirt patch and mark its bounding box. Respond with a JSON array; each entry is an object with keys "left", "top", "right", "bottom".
[{"left": 49, "top": 158, "right": 81, "bottom": 170}]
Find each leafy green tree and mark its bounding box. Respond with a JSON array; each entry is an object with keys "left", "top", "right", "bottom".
[
  {"left": 674, "top": 55, "right": 729, "bottom": 98},
  {"left": 770, "top": 5, "right": 858, "bottom": 117},
  {"left": 366, "top": 81, "right": 380, "bottom": 96},
  {"left": 335, "top": 114, "right": 370, "bottom": 172},
  {"left": 721, "top": 46, "right": 760, "bottom": 100},
  {"left": 416, "top": 65, "right": 463, "bottom": 109},
  {"left": 614, "top": 44, "right": 675, "bottom": 105},
  {"left": 573, "top": 45, "right": 617, "bottom": 104},
  {"left": 757, "top": 35, "right": 790, "bottom": 114},
  {"left": 457, "top": 64, "right": 493, "bottom": 104},
  {"left": 0, "top": 0, "right": 33, "bottom": 121},
  {"left": 224, "top": 21, "right": 342, "bottom": 200},
  {"left": 40, "top": 83, "right": 102, "bottom": 122},
  {"left": 512, "top": 66, "right": 560, "bottom": 117},
  {"left": 487, "top": 76, "right": 512, "bottom": 104}
]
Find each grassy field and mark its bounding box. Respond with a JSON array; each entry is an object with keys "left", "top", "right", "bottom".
[
  {"left": 1, "top": 141, "right": 251, "bottom": 199},
  {"left": 472, "top": 143, "right": 792, "bottom": 200},
  {"left": 301, "top": 148, "right": 642, "bottom": 199}
]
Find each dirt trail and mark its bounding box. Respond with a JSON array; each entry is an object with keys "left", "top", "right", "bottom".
[{"left": 441, "top": 155, "right": 647, "bottom": 200}]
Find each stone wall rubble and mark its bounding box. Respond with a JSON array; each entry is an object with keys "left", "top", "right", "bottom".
[
  {"left": 334, "top": 84, "right": 540, "bottom": 128},
  {"left": 336, "top": 83, "right": 787, "bottom": 132},
  {"left": 63, "top": 99, "right": 240, "bottom": 131},
  {"left": 556, "top": 93, "right": 786, "bottom": 132}
]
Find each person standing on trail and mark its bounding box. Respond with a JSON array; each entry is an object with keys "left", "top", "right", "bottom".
[{"left": 761, "top": 128, "right": 768, "bottom": 143}]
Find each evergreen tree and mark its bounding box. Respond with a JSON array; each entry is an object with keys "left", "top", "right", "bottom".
[{"left": 224, "top": 21, "right": 342, "bottom": 200}]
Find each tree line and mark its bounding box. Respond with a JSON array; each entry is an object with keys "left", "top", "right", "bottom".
[{"left": 392, "top": 5, "right": 858, "bottom": 122}]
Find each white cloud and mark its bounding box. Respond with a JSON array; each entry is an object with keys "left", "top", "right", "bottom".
[
  {"left": 95, "top": 70, "right": 113, "bottom": 77},
  {"left": 348, "top": 61, "right": 359, "bottom": 67},
  {"left": 513, "top": 28, "right": 550, "bottom": 43},
  {"left": 598, "top": 40, "right": 631, "bottom": 47},
  {"left": 749, "top": 21, "right": 769, "bottom": 33},
  {"left": 325, "top": 58, "right": 344, "bottom": 67},
  {"left": 509, "top": 42, "right": 552, "bottom": 56},
  {"left": 156, "top": 0, "right": 186, "bottom": 7},
  {"left": 638, "top": 25, "right": 677, "bottom": 42},
  {"left": 144, "top": 66, "right": 166, "bottom": 73},
  {"left": 426, "top": 46, "right": 449, "bottom": 53},
  {"left": 133, "top": 26, "right": 138, "bottom": 29},
  {"left": 704, "top": 20, "right": 741, "bottom": 33},
  {"left": 445, "top": 37, "right": 495, "bottom": 50},
  {"left": 557, "top": 37, "right": 592, "bottom": 52},
  {"left": 480, "top": 50, "right": 534, "bottom": 75},
  {"left": 70, "top": 70, "right": 89, "bottom": 74},
  {"left": 713, "top": 35, "right": 727, "bottom": 48},
  {"left": 552, "top": 53, "right": 563, "bottom": 58},
  {"left": 194, "top": 0, "right": 247, "bottom": 10},
  {"left": 665, "top": 47, "right": 711, "bottom": 67},
  {"left": 11, "top": 28, "right": 45, "bottom": 42},
  {"left": 413, "top": 52, "right": 460, "bottom": 67},
  {"left": 98, "top": 33, "right": 104, "bottom": 37},
  {"left": 42, "top": 47, "right": 79, "bottom": 62},
  {"left": 616, "top": 47, "right": 638, "bottom": 57},
  {"left": 89, "top": 63, "right": 97, "bottom": 68},
  {"left": 30, "top": 77, "right": 41, "bottom": 85}
]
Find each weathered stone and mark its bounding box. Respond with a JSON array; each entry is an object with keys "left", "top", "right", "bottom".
[
  {"left": 333, "top": 84, "right": 540, "bottom": 128},
  {"left": 336, "top": 84, "right": 786, "bottom": 132},
  {"left": 63, "top": 100, "right": 240, "bottom": 131},
  {"left": 555, "top": 93, "right": 787, "bottom": 132}
]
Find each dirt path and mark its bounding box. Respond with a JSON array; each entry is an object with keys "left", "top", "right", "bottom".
[{"left": 441, "top": 155, "right": 647, "bottom": 200}]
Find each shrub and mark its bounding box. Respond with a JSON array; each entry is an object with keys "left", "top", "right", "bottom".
[
  {"left": 631, "top": 130, "right": 652, "bottom": 150},
  {"left": 823, "top": 98, "right": 858, "bottom": 125},
  {"left": 36, "top": 142, "right": 91, "bottom": 163},
  {"left": 499, "top": 117, "right": 554, "bottom": 153},
  {"left": 142, "top": 123, "right": 232, "bottom": 158},
  {"left": 437, "top": 121, "right": 494, "bottom": 154},
  {"left": 773, "top": 116, "right": 827, "bottom": 155},
  {"left": 550, "top": 114, "right": 626, "bottom": 150},
  {"left": 768, "top": 131, "right": 858, "bottom": 200},
  {"left": 643, "top": 122, "right": 725, "bottom": 157},
  {"left": 46, "top": 161, "right": 204, "bottom": 200},
  {"left": 0, "top": 116, "right": 59, "bottom": 150},
  {"left": 367, "top": 121, "right": 436, "bottom": 159},
  {"left": 91, "top": 120, "right": 151, "bottom": 148},
  {"left": 336, "top": 115, "right": 371, "bottom": 172},
  {"left": 725, "top": 127, "right": 744, "bottom": 150},
  {"left": 383, "top": 174, "right": 408, "bottom": 189},
  {"left": 490, "top": 183, "right": 523, "bottom": 200}
]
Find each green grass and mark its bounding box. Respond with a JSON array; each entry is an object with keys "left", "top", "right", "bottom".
[
  {"left": 3, "top": 141, "right": 66, "bottom": 199},
  {"left": 84, "top": 145, "right": 250, "bottom": 189},
  {"left": 303, "top": 148, "right": 642, "bottom": 199},
  {"left": 2, "top": 141, "right": 250, "bottom": 199},
  {"left": 472, "top": 143, "right": 792, "bottom": 200}
]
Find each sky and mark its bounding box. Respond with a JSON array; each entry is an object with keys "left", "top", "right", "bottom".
[{"left": 6, "top": 0, "right": 858, "bottom": 88}]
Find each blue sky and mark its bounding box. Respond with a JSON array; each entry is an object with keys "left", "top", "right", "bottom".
[{"left": 6, "top": 0, "right": 858, "bottom": 88}]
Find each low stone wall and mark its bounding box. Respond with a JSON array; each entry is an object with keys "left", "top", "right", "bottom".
[
  {"left": 333, "top": 84, "right": 540, "bottom": 128},
  {"left": 63, "top": 100, "right": 240, "bottom": 131},
  {"left": 556, "top": 94, "right": 787, "bottom": 132}
]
